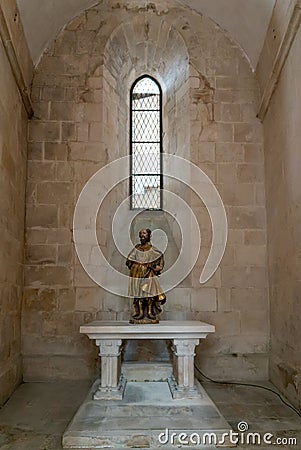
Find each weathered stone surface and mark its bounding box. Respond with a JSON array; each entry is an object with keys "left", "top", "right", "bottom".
[
  {"left": 0, "top": 0, "right": 33, "bottom": 406},
  {"left": 26, "top": 204, "right": 58, "bottom": 228},
  {"left": 23, "top": 288, "right": 57, "bottom": 311},
  {"left": 25, "top": 245, "right": 57, "bottom": 265},
  {"left": 29, "top": 121, "right": 60, "bottom": 142},
  {"left": 259, "top": 22, "right": 301, "bottom": 408},
  {"left": 24, "top": 266, "right": 71, "bottom": 287},
  {"left": 37, "top": 182, "right": 73, "bottom": 204},
  {"left": 191, "top": 288, "right": 217, "bottom": 312},
  {"left": 21, "top": 1, "right": 269, "bottom": 385}
]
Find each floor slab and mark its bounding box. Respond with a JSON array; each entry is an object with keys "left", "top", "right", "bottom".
[
  {"left": 0, "top": 380, "right": 300, "bottom": 449},
  {"left": 62, "top": 379, "right": 234, "bottom": 449}
]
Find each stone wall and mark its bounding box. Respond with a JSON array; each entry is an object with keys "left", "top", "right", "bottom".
[
  {"left": 24, "top": 0, "right": 269, "bottom": 382},
  {"left": 259, "top": 17, "right": 301, "bottom": 407},
  {"left": 0, "top": 1, "right": 33, "bottom": 405}
]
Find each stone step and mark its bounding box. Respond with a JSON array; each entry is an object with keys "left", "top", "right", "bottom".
[{"left": 62, "top": 380, "right": 234, "bottom": 449}]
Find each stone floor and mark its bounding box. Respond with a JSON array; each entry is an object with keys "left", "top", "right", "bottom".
[
  {"left": 0, "top": 379, "right": 300, "bottom": 449},
  {"left": 62, "top": 379, "right": 231, "bottom": 448}
]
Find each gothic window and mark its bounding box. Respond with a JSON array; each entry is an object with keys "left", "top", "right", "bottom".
[{"left": 130, "top": 75, "right": 162, "bottom": 209}]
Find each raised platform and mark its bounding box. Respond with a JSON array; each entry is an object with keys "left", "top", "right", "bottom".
[
  {"left": 63, "top": 320, "right": 230, "bottom": 448},
  {"left": 63, "top": 378, "right": 234, "bottom": 449}
]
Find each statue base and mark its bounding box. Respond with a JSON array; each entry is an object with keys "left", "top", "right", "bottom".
[{"left": 129, "top": 317, "right": 159, "bottom": 324}]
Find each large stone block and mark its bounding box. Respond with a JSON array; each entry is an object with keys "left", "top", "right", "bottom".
[
  {"left": 235, "top": 245, "right": 266, "bottom": 266},
  {"left": 76, "top": 30, "right": 98, "bottom": 54},
  {"left": 44, "top": 143, "right": 69, "bottom": 161},
  {"left": 195, "top": 311, "right": 241, "bottom": 336},
  {"left": 216, "top": 163, "right": 237, "bottom": 184},
  {"left": 214, "top": 103, "right": 241, "bottom": 122},
  {"left": 37, "top": 182, "right": 73, "bottom": 204},
  {"left": 58, "top": 288, "right": 76, "bottom": 311},
  {"left": 240, "top": 309, "right": 269, "bottom": 334},
  {"left": 24, "top": 266, "right": 71, "bottom": 287},
  {"left": 53, "top": 30, "right": 76, "bottom": 56},
  {"left": 42, "top": 86, "right": 65, "bottom": 101},
  {"left": 23, "top": 288, "right": 57, "bottom": 312},
  {"left": 164, "top": 288, "right": 191, "bottom": 311},
  {"left": 58, "top": 245, "right": 73, "bottom": 264},
  {"left": 22, "top": 310, "right": 43, "bottom": 335},
  {"left": 221, "top": 266, "right": 268, "bottom": 288},
  {"left": 27, "top": 142, "right": 43, "bottom": 161},
  {"left": 26, "top": 205, "right": 58, "bottom": 228},
  {"left": 191, "top": 288, "right": 217, "bottom": 312},
  {"left": 69, "top": 142, "right": 107, "bottom": 162},
  {"left": 199, "top": 122, "right": 233, "bottom": 142},
  {"left": 237, "top": 163, "right": 264, "bottom": 183},
  {"left": 243, "top": 143, "right": 264, "bottom": 163},
  {"left": 215, "top": 143, "right": 244, "bottom": 162},
  {"left": 103, "top": 294, "right": 130, "bottom": 313},
  {"left": 217, "top": 288, "right": 231, "bottom": 312},
  {"left": 27, "top": 161, "right": 56, "bottom": 182},
  {"left": 228, "top": 206, "right": 266, "bottom": 229},
  {"left": 194, "top": 142, "right": 215, "bottom": 162},
  {"left": 89, "top": 122, "right": 103, "bottom": 141},
  {"left": 231, "top": 287, "right": 268, "bottom": 311},
  {"left": 62, "top": 122, "right": 77, "bottom": 141},
  {"left": 196, "top": 353, "right": 268, "bottom": 381},
  {"left": 25, "top": 244, "right": 57, "bottom": 265},
  {"left": 55, "top": 162, "right": 74, "bottom": 182},
  {"left": 219, "top": 183, "right": 254, "bottom": 206},
  {"left": 244, "top": 230, "right": 266, "bottom": 245},
  {"left": 29, "top": 121, "right": 60, "bottom": 142},
  {"left": 26, "top": 228, "right": 71, "bottom": 245},
  {"left": 75, "top": 287, "right": 103, "bottom": 312},
  {"left": 22, "top": 355, "right": 95, "bottom": 381},
  {"left": 83, "top": 103, "right": 103, "bottom": 122},
  {"left": 234, "top": 122, "right": 263, "bottom": 143}
]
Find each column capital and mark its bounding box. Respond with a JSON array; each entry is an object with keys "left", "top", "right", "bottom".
[
  {"left": 172, "top": 338, "right": 199, "bottom": 356},
  {"left": 96, "top": 339, "right": 122, "bottom": 356}
]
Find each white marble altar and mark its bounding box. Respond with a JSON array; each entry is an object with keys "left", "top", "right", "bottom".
[
  {"left": 62, "top": 320, "right": 236, "bottom": 449},
  {"left": 80, "top": 320, "right": 215, "bottom": 400}
]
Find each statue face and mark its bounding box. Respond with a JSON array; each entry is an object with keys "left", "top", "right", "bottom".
[{"left": 139, "top": 229, "right": 150, "bottom": 244}]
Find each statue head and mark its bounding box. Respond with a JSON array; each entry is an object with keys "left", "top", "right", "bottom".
[{"left": 139, "top": 228, "right": 151, "bottom": 245}]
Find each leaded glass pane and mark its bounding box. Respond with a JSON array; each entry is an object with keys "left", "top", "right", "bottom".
[
  {"left": 131, "top": 76, "right": 162, "bottom": 209},
  {"left": 132, "top": 143, "right": 160, "bottom": 174},
  {"left": 132, "top": 175, "right": 161, "bottom": 209},
  {"left": 132, "top": 111, "right": 160, "bottom": 142},
  {"left": 133, "top": 93, "right": 159, "bottom": 111}
]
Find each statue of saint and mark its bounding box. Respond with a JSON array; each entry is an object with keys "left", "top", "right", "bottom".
[{"left": 126, "top": 229, "right": 166, "bottom": 324}]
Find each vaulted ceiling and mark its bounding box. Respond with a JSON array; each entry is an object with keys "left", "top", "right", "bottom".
[{"left": 16, "top": 0, "right": 275, "bottom": 68}]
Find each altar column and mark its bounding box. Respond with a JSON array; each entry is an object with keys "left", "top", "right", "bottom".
[
  {"left": 168, "top": 338, "right": 200, "bottom": 398},
  {"left": 93, "top": 339, "right": 126, "bottom": 400}
]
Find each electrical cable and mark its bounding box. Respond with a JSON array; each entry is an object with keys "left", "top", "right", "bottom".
[{"left": 194, "top": 363, "right": 301, "bottom": 418}]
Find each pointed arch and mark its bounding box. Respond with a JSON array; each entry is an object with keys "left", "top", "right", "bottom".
[{"left": 130, "top": 75, "right": 163, "bottom": 210}]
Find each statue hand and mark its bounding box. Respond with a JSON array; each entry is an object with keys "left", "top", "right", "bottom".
[{"left": 153, "top": 265, "right": 162, "bottom": 274}]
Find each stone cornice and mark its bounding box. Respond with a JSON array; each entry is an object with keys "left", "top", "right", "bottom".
[
  {"left": 0, "top": 5, "right": 33, "bottom": 118},
  {"left": 258, "top": 2, "right": 301, "bottom": 121}
]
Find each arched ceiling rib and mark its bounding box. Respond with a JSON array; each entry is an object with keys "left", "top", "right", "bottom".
[{"left": 16, "top": 0, "right": 275, "bottom": 68}]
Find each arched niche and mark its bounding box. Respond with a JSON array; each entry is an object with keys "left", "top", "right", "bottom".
[{"left": 102, "top": 17, "right": 190, "bottom": 162}]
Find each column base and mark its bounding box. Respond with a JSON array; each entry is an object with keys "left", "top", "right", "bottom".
[
  {"left": 167, "top": 375, "right": 203, "bottom": 399},
  {"left": 93, "top": 375, "right": 127, "bottom": 401}
]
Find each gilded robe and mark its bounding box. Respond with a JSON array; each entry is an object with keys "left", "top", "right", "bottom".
[{"left": 126, "top": 243, "right": 165, "bottom": 301}]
